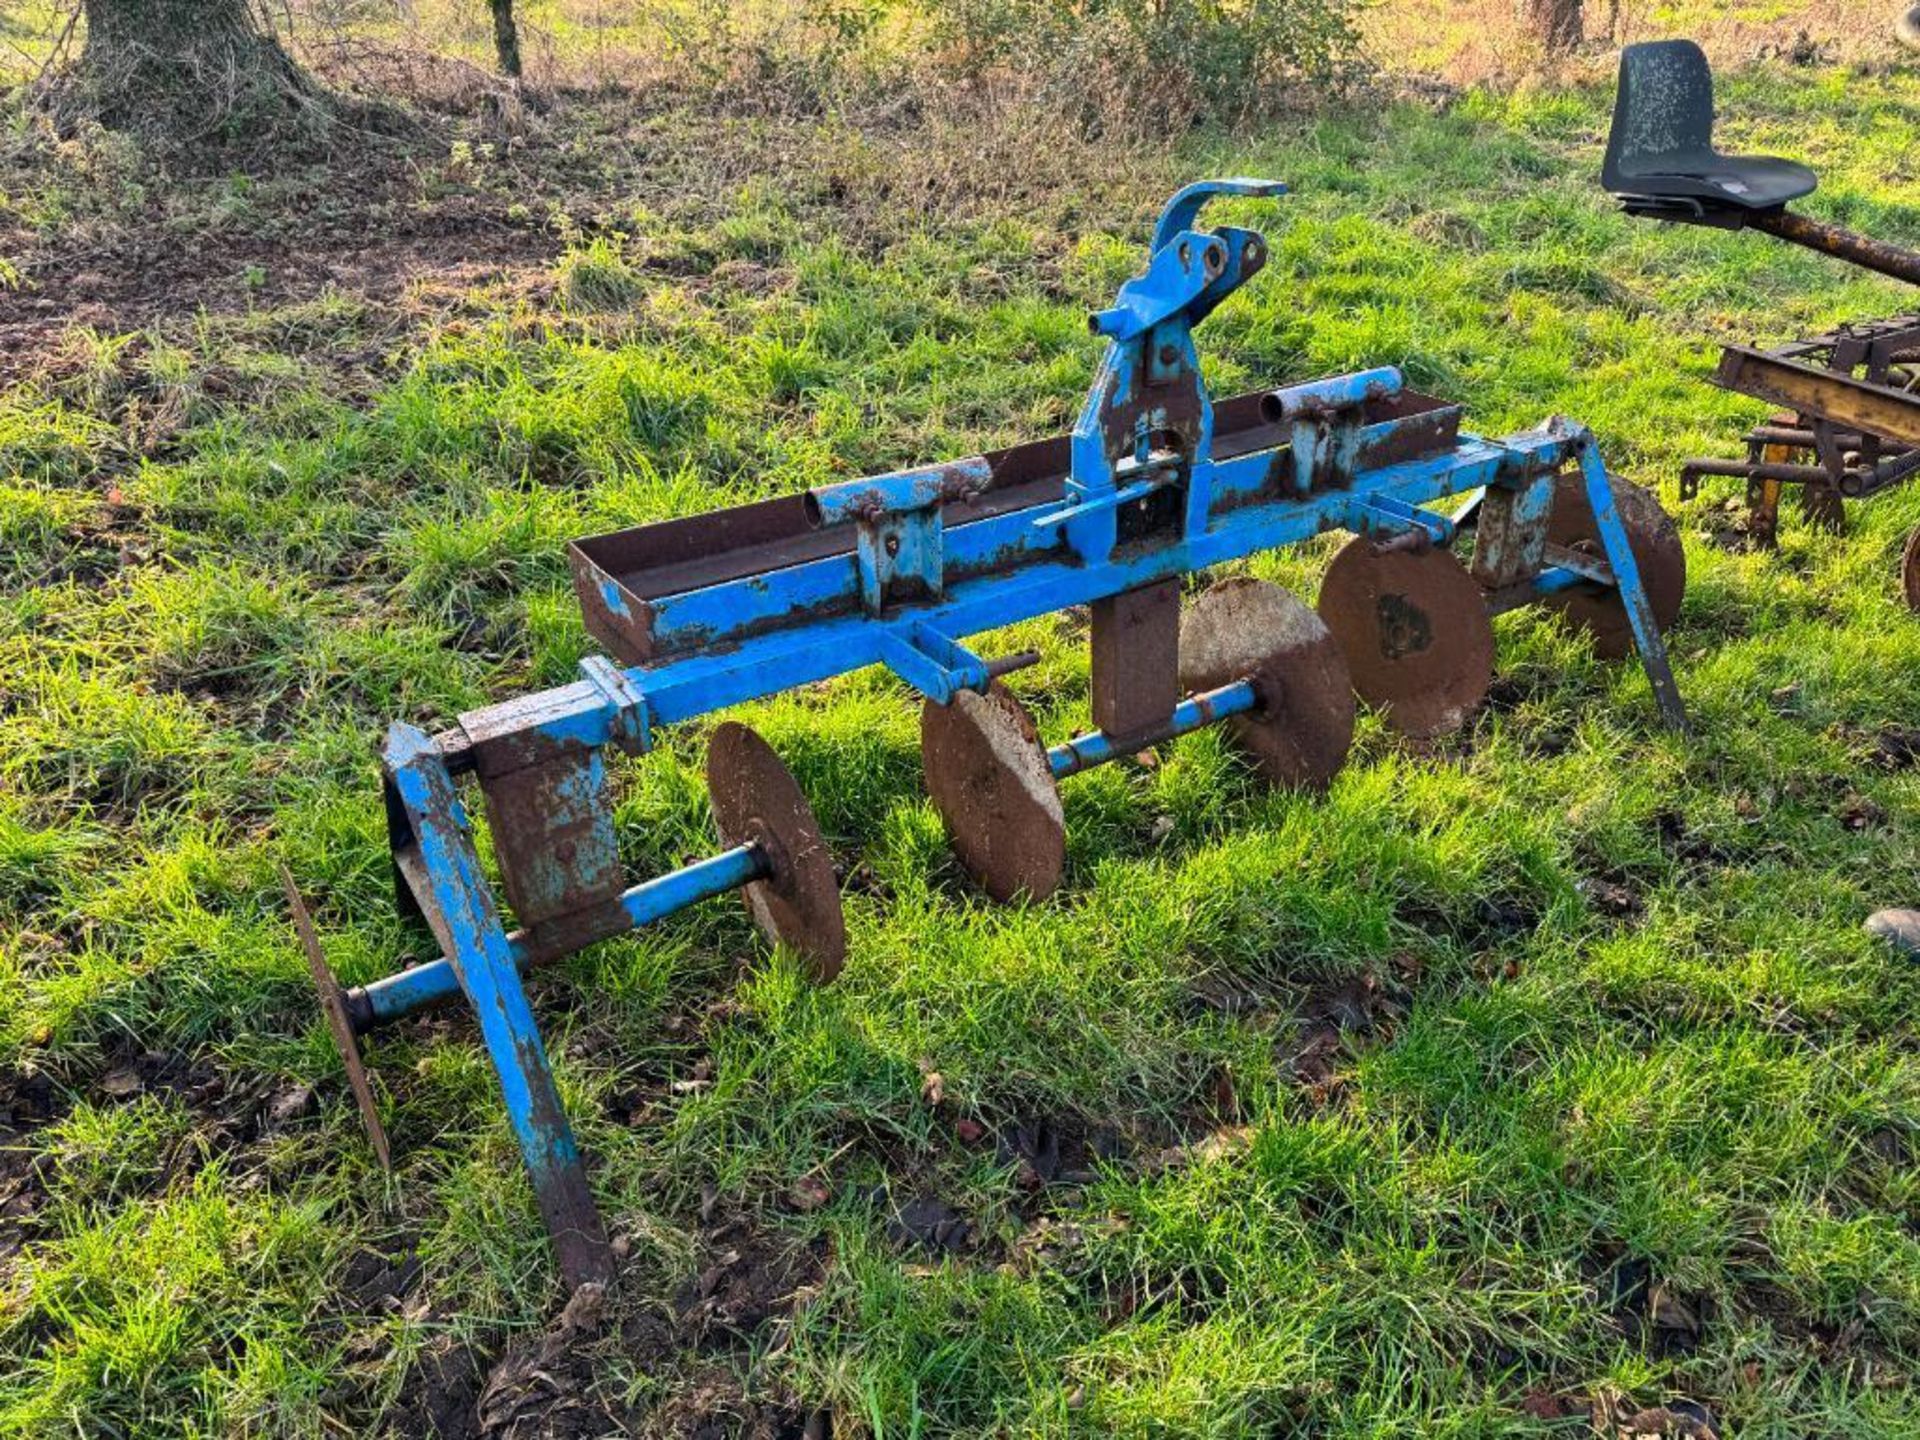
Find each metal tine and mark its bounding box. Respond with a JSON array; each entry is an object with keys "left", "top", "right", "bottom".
[{"left": 280, "top": 863, "right": 392, "bottom": 1172}]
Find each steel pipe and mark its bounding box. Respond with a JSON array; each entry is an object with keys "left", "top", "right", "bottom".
[
  {"left": 1047, "top": 679, "right": 1258, "bottom": 779},
  {"left": 353, "top": 842, "right": 768, "bottom": 1029},
  {"left": 1750, "top": 209, "right": 1920, "bottom": 288}
]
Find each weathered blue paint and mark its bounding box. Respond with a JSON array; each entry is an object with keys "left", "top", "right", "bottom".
[
  {"left": 1150, "top": 178, "right": 1288, "bottom": 251},
  {"left": 1528, "top": 565, "right": 1589, "bottom": 598},
  {"left": 631, "top": 433, "right": 1567, "bottom": 663},
  {"left": 345, "top": 179, "right": 1692, "bottom": 1287},
  {"left": 1090, "top": 227, "right": 1232, "bottom": 341},
  {"left": 1577, "top": 442, "right": 1691, "bottom": 731},
  {"left": 1048, "top": 680, "right": 1259, "bottom": 778},
  {"left": 382, "top": 723, "right": 613, "bottom": 1288},
  {"left": 482, "top": 745, "right": 624, "bottom": 927},
  {"left": 355, "top": 841, "right": 768, "bottom": 1028},
  {"left": 876, "top": 622, "right": 990, "bottom": 704},
  {"left": 578, "top": 654, "right": 648, "bottom": 753},
  {"left": 1264, "top": 367, "right": 1404, "bottom": 422},
  {"left": 1466, "top": 467, "right": 1556, "bottom": 586},
  {"left": 806, "top": 459, "right": 994, "bottom": 614},
  {"left": 441, "top": 422, "right": 1680, "bottom": 769},
  {"left": 806, "top": 457, "right": 993, "bottom": 527},
  {"left": 1342, "top": 490, "right": 1457, "bottom": 547}
]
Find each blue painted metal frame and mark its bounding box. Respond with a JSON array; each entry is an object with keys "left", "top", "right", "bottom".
[
  {"left": 383, "top": 723, "right": 612, "bottom": 1287},
  {"left": 357, "top": 842, "right": 765, "bottom": 1027},
  {"left": 484, "top": 420, "right": 1685, "bottom": 750},
  {"left": 353, "top": 177, "right": 1690, "bottom": 1290}
]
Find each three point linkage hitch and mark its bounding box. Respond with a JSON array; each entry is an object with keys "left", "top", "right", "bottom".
[
  {"left": 1603, "top": 39, "right": 1920, "bottom": 608},
  {"left": 290, "top": 179, "right": 1691, "bottom": 1289}
]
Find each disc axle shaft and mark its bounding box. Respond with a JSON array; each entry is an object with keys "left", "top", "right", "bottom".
[
  {"left": 1047, "top": 679, "right": 1258, "bottom": 779},
  {"left": 351, "top": 841, "right": 770, "bottom": 1030}
]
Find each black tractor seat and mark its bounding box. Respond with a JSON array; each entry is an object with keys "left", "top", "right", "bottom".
[{"left": 1603, "top": 39, "right": 1817, "bottom": 220}]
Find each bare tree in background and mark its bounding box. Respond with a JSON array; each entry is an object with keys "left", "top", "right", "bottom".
[
  {"left": 1523, "top": 0, "right": 1583, "bottom": 52},
  {"left": 50, "top": 0, "right": 329, "bottom": 145},
  {"left": 491, "top": 0, "right": 523, "bottom": 78}
]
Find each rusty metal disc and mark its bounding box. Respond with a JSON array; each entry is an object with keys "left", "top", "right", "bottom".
[
  {"left": 1316, "top": 539, "right": 1495, "bottom": 738},
  {"left": 1179, "top": 577, "right": 1356, "bottom": 790},
  {"left": 1544, "top": 474, "right": 1687, "bottom": 661},
  {"left": 707, "top": 723, "right": 846, "bottom": 982},
  {"left": 281, "top": 864, "right": 392, "bottom": 1171},
  {"left": 920, "top": 683, "right": 1065, "bottom": 903},
  {"left": 1904, "top": 525, "right": 1920, "bottom": 613}
]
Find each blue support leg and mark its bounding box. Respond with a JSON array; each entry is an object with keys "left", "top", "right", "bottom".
[
  {"left": 1576, "top": 444, "right": 1691, "bottom": 734},
  {"left": 384, "top": 723, "right": 614, "bottom": 1290}
]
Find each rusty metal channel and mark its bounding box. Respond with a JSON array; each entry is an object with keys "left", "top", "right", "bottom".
[{"left": 568, "top": 388, "right": 1463, "bottom": 666}]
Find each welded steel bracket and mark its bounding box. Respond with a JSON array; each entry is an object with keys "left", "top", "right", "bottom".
[
  {"left": 1065, "top": 178, "right": 1287, "bottom": 558},
  {"left": 1344, "top": 491, "right": 1459, "bottom": 548},
  {"left": 579, "top": 654, "right": 648, "bottom": 754},
  {"left": 807, "top": 457, "right": 993, "bottom": 614},
  {"left": 1465, "top": 461, "right": 1556, "bottom": 593},
  {"left": 1268, "top": 368, "right": 1404, "bottom": 496},
  {"left": 876, "top": 621, "right": 990, "bottom": 703}
]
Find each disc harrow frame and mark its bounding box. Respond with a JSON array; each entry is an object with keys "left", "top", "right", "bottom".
[{"left": 304, "top": 179, "right": 1689, "bottom": 1289}]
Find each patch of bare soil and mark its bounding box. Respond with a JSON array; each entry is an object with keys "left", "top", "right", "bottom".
[
  {"left": 0, "top": 176, "right": 554, "bottom": 392},
  {"left": 0, "top": 99, "right": 570, "bottom": 390},
  {"left": 419, "top": 1218, "right": 830, "bottom": 1440},
  {"left": 0, "top": 1041, "right": 330, "bottom": 1268},
  {"left": 474, "top": 1281, "right": 628, "bottom": 1440},
  {"left": 673, "top": 1220, "right": 827, "bottom": 1352},
  {"left": 647, "top": 1374, "right": 828, "bottom": 1440},
  {"left": 1285, "top": 968, "right": 1414, "bottom": 1100},
  {"left": 0, "top": 1067, "right": 56, "bottom": 1263},
  {"left": 1, "top": 64, "right": 1177, "bottom": 401},
  {"left": 388, "top": 1339, "right": 488, "bottom": 1439},
  {"left": 93, "top": 1040, "right": 324, "bottom": 1150}
]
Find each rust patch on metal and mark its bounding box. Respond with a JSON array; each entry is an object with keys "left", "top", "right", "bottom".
[
  {"left": 1317, "top": 538, "right": 1495, "bottom": 739},
  {"left": 569, "top": 388, "right": 1464, "bottom": 653},
  {"left": 519, "top": 1060, "right": 615, "bottom": 1292},
  {"left": 920, "top": 684, "right": 1065, "bottom": 902},
  {"left": 707, "top": 723, "right": 846, "bottom": 981},
  {"left": 1749, "top": 209, "right": 1920, "bottom": 288},
  {"left": 1091, "top": 579, "right": 1182, "bottom": 740},
  {"left": 481, "top": 752, "right": 626, "bottom": 929},
  {"left": 1543, "top": 475, "right": 1687, "bottom": 661},
  {"left": 1179, "top": 577, "right": 1355, "bottom": 791},
  {"left": 281, "top": 864, "right": 391, "bottom": 1171}
]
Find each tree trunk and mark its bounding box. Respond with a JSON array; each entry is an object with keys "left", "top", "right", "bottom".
[
  {"left": 72, "top": 0, "right": 324, "bottom": 146},
  {"left": 1522, "top": 0, "right": 1583, "bottom": 52},
  {"left": 491, "top": 0, "right": 524, "bottom": 78}
]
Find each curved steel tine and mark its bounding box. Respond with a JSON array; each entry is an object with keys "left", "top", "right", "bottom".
[{"left": 280, "top": 864, "right": 392, "bottom": 1172}]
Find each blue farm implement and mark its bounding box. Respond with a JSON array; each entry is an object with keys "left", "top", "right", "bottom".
[
  {"left": 1603, "top": 39, "right": 1920, "bottom": 608},
  {"left": 289, "top": 179, "right": 1691, "bottom": 1289}
]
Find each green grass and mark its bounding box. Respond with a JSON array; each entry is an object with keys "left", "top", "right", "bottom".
[{"left": 2, "top": 52, "right": 1920, "bottom": 1440}]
